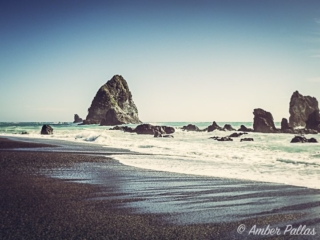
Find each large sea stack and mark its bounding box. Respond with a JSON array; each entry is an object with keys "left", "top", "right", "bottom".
[
  {"left": 253, "top": 108, "right": 276, "bottom": 133},
  {"left": 83, "top": 75, "right": 141, "bottom": 125},
  {"left": 289, "top": 91, "right": 319, "bottom": 128}
]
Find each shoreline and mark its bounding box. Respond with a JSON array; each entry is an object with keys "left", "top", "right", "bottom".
[{"left": 0, "top": 137, "right": 319, "bottom": 239}]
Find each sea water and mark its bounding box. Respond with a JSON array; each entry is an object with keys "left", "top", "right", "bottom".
[{"left": 0, "top": 122, "right": 319, "bottom": 189}]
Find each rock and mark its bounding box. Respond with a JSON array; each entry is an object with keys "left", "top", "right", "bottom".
[
  {"left": 308, "top": 137, "right": 318, "bottom": 143},
  {"left": 290, "top": 135, "right": 318, "bottom": 143},
  {"left": 217, "top": 137, "right": 233, "bottom": 141},
  {"left": 163, "top": 135, "right": 174, "bottom": 138},
  {"left": 240, "top": 138, "right": 254, "bottom": 142},
  {"left": 100, "top": 107, "right": 137, "bottom": 126},
  {"left": 109, "top": 125, "right": 135, "bottom": 132},
  {"left": 306, "top": 110, "right": 320, "bottom": 131},
  {"left": 41, "top": 125, "right": 53, "bottom": 135},
  {"left": 209, "top": 136, "right": 233, "bottom": 141},
  {"left": 289, "top": 91, "right": 319, "bottom": 128},
  {"left": 182, "top": 124, "right": 200, "bottom": 131},
  {"left": 135, "top": 124, "right": 156, "bottom": 135},
  {"left": 20, "top": 131, "right": 29, "bottom": 135},
  {"left": 84, "top": 75, "right": 141, "bottom": 125},
  {"left": 162, "top": 126, "right": 175, "bottom": 134},
  {"left": 228, "top": 132, "right": 246, "bottom": 138},
  {"left": 237, "top": 125, "right": 253, "bottom": 132},
  {"left": 73, "top": 114, "right": 83, "bottom": 123},
  {"left": 135, "top": 124, "right": 174, "bottom": 135},
  {"left": 223, "top": 124, "right": 236, "bottom": 131},
  {"left": 209, "top": 136, "right": 219, "bottom": 140},
  {"left": 281, "top": 118, "right": 290, "bottom": 131},
  {"left": 207, "top": 121, "right": 223, "bottom": 132},
  {"left": 154, "top": 131, "right": 162, "bottom": 138},
  {"left": 253, "top": 108, "right": 276, "bottom": 133}
]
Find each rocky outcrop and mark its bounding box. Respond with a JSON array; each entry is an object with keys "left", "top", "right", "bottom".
[
  {"left": 73, "top": 114, "right": 83, "bottom": 123},
  {"left": 237, "top": 125, "right": 253, "bottom": 132},
  {"left": 182, "top": 124, "right": 200, "bottom": 131},
  {"left": 223, "top": 124, "right": 236, "bottom": 131},
  {"left": 84, "top": 75, "right": 141, "bottom": 125},
  {"left": 207, "top": 122, "right": 223, "bottom": 132},
  {"left": 290, "top": 135, "right": 318, "bottom": 143},
  {"left": 281, "top": 118, "right": 290, "bottom": 131},
  {"left": 306, "top": 110, "right": 320, "bottom": 131},
  {"left": 289, "top": 91, "right": 319, "bottom": 128},
  {"left": 41, "top": 125, "right": 53, "bottom": 135},
  {"left": 135, "top": 124, "right": 175, "bottom": 135},
  {"left": 253, "top": 108, "right": 276, "bottom": 133}
]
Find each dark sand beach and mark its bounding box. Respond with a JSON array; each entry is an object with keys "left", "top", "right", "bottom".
[{"left": 0, "top": 137, "right": 319, "bottom": 239}]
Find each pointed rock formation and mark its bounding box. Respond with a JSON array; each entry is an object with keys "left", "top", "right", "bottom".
[
  {"left": 207, "top": 121, "right": 223, "bottom": 132},
  {"left": 73, "top": 114, "right": 83, "bottom": 123},
  {"left": 83, "top": 75, "right": 141, "bottom": 125},
  {"left": 253, "top": 108, "right": 276, "bottom": 133},
  {"left": 41, "top": 125, "right": 53, "bottom": 135},
  {"left": 289, "top": 91, "right": 319, "bottom": 128}
]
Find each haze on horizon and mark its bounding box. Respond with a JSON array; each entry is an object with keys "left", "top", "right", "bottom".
[{"left": 0, "top": 0, "right": 319, "bottom": 122}]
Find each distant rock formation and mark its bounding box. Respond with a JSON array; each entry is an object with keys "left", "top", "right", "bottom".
[
  {"left": 41, "top": 125, "right": 53, "bottom": 135},
  {"left": 182, "top": 124, "right": 200, "bottom": 131},
  {"left": 223, "top": 124, "right": 236, "bottom": 131},
  {"left": 253, "top": 108, "right": 276, "bottom": 133},
  {"left": 73, "top": 114, "right": 83, "bottom": 123},
  {"left": 237, "top": 125, "right": 253, "bottom": 132},
  {"left": 306, "top": 110, "right": 320, "bottom": 131},
  {"left": 207, "top": 121, "right": 223, "bottom": 132},
  {"left": 289, "top": 91, "right": 319, "bottom": 128},
  {"left": 84, "top": 75, "right": 141, "bottom": 125}
]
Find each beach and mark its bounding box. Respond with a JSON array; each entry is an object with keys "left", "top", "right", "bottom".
[{"left": 0, "top": 137, "right": 319, "bottom": 239}]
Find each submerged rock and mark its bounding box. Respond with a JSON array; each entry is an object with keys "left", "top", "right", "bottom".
[
  {"left": 41, "top": 125, "right": 53, "bottom": 135},
  {"left": 84, "top": 75, "right": 141, "bottom": 125},
  {"left": 253, "top": 108, "right": 276, "bottom": 133},
  {"left": 289, "top": 91, "right": 319, "bottom": 128},
  {"left": 109, "top": 125, "right": 135, "bottom": 133},
  {"left": 209, "top": 136, "right": 233, "bottom": 141},
  {"left": 228, "top": 132, "right": 247, "bottom": 138},
  {"left": 163, "top": 135, "right": 174, "bottom": 138},
  {"left": 240, "top": 138, "right": 254, "bottom": 142}
]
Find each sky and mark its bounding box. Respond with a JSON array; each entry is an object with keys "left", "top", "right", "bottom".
[{"left": 0, "top": 0, "right": 320, "bottom": 122}]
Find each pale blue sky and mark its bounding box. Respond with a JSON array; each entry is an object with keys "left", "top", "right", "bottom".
[{"left": 0, "top": 0, "right": 319, "bottom": 122}]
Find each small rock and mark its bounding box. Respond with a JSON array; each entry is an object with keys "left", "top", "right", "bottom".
[{"left": 41, "top": 125, "right": 53, "bottom": 135}]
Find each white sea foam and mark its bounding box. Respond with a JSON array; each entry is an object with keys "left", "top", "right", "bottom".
[{"left": 0, "top": 122, "right": 319, "bottom": 189}]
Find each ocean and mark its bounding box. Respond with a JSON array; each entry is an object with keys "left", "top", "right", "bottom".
[{"left": 0, "top": 121, "right": 319, "bottom": 189}]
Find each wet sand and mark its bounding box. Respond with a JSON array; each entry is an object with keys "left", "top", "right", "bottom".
[{"left": 0, "top": 137, "right": 319, "bottom": 239}]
